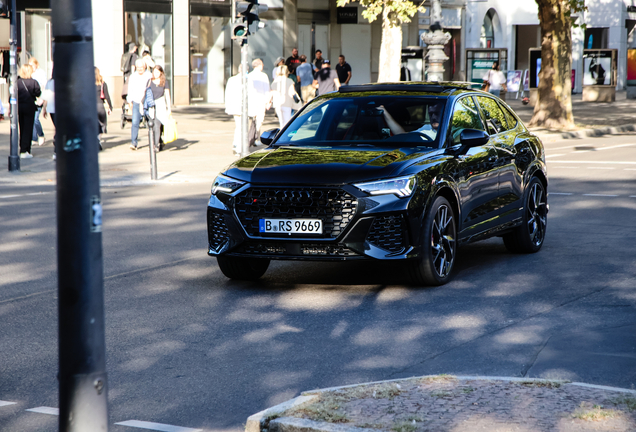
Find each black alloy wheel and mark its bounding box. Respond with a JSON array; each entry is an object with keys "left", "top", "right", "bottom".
[
  {"left": 408, "top": 196, "right": 457, "bottom": 286},
  {"left": 503, "top": 177, "right": 547, "bottom": 253},
  {"left": 216, "top": 255, "right": 270, "bottom": 281}
]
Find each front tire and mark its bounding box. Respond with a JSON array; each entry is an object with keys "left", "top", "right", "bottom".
[
  {"left": 408, "top": 196, "right": 457, "bottom": 286},
  {"left": 503, "top": 177, "right": 547, "bottom": 253},
  {"left": 217, "top": 255, "right": 270, "bottom": 281}
]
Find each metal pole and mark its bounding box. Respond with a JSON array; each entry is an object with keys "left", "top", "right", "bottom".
[
  {"left": 148, "top": 109, "right": 157, "bottom": 180},
  {"left": 230, "top": 0, "right": 236, "bottom": 75},
  {"left": 240, "top": 40, "right": 249, "bottom": 157},
  {"left": 8, "top": 0, "right": 19, "bottom": 171},
  {"left": 52, "top": 0, "right": 109, "bottom": 430}
]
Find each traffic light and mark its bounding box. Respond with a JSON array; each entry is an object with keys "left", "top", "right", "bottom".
[
  {"left": 231, "top": 20, "right": 248, "bottom": 40},
  {"left": 235, "top": 0, "right": 268, "bottom": 36},
  {"left": 0, "top": 1, "right": 9, "bottom": 18}
]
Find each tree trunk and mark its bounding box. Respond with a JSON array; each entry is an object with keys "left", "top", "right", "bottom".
[
  {"left": 378, "top": 8, "right": 402, "bottom": 82},
  {"left": 529, "top": 0, "right": 574, "bottom": 129}
]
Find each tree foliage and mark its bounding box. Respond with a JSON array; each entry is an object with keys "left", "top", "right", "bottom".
[{"left": 336, "top": 0, "right": 425, "bottom": 81}]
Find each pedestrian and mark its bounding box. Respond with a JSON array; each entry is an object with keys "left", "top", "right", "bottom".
[
  {"left": 267, "top": 65, "right": 300, "bottom": 129},
  {"left": 296, "top": 55, "right": 315, "bottom": 103},
  {"left": 335, "top": 55, "right": 352, "bottom": 86},
  {"left": 483, "top": 61, "right": 506, "bottom": 97},
  {"left": 225, "top": 65, "right": 244, "bottom": 155},
  {"left": 272, "top": 56, "right": 285, "bottom": 80},
  {"left": 313, "top": 59, "right": 340, "bottom": 95},
  {"left": 29, "top": 57, "right": 47, "bottom": 146},
  {"left": 41, "top": 74, "right": 56, "bottom": 160},
  {"left": 285, "top": 48, "right": 301, "bottom": 96},
  {"left": 16, "top": 64, "right": 41, "bottom": 159},
  {"left": 248, "top": 59, "right": 270, "bottom": 139},
  {"left": 126, "top": 59, "right": 152, "bottom": 150},
  {"left": 142, "top": 65, "right": 171, "bottom": 152},
  {"left": 121, "top": 43, "right": 138, "bottom": 99},
  {"left": 141, "top": 50, "right": 155, "bottom": 72},
  {"left": 313, "top": 49, "right": 324, "bottom": 74},
  {"left": 95, "top": 67, "right": 113, "bottom": 150}
]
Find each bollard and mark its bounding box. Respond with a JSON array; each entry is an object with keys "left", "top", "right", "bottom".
[{"left": 147, "top": 108, "right": 158, "bottom": 180}]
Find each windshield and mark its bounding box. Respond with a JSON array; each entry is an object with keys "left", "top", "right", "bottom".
[{"left": 275, "top": 96, "right": 447, "bottom": 147}]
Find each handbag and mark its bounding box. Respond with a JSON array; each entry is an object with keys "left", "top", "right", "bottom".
[{"left": 162, "top": 115, "right": 178, "bottom": 144}]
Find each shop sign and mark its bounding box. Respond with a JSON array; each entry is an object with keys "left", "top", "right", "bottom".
[
  {"left": 583, "top": 50, "right": 614, "bottom": 86},
  {"left": 337, "top": 7, "right": 358, "bottom": 24}
]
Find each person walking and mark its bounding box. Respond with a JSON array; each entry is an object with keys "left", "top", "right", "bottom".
[
  {"left": 248, "top": 59, "right": 270, "bottom": 139},
  {"left": 268, "top": 65, "right": 300, "bottom": 129},
  {"left": 141, "top": 50, "right": 155, "bottom": 72},
  {"left": 126, "top": 59, "right": 152, "bottom": 150},
  {"left": 225, "top": 65, "right": 244, "bottom": 155},
  {"left": 272, "top": 56, "right": 285, "bottom": 80},
  {"left": 95, "top": 67, "right": 113, "bottom": 149},
  {"left": 313, "top": 60, "right": 340, "bottom": 95},
  {"left": 29, "top": 57, "right": 47, "bottom": 146},
  {"left": 121, "top": 43, "right": 138, "bottom": 99},
  {"left": 285, "top": 48, "right": 302, "bottom": 96},
  {"left": 313, "top": 50, "right": 324, "bottom": 73},
  {"left": 143, "top": 65, "right": 171, "bottom": 152},
  {"left": 41, "top": 75, "right": 56, "bottom": 160},
  {"left": 336, "top": 55, "right": 352, "bottom": 85},
  {"left": 296, "top": 55, "right": 315, "bottom": 103},
  {"left": 483, "top": 61, "right": 506, "bottom": 97},
  {"left": 17, "top": 64, "right": 41, "bottom": 159}
]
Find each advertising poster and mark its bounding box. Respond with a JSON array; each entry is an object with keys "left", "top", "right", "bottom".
[
  {"left": 506, "top": 70, "right": 522, "bottom": 93},
  {"left": 523, "top": 70, "right": 530, "bottom": 91},
  {"left": 583, "top": 51, "right": 612, "bottom": 86},
  {"left": 471, "top": 59, "right": 496, "bottom": 82},
  {"left": 627, "top": 49, "right": 636, "bottom": 86}
]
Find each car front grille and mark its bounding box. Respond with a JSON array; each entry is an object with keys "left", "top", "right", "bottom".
[
  {"left": 208, "top": 210, "right": 229, "bottom": 251},
  {"left": 367, "top": 215, "right": 407, "bottom": 253},
  {"left": 234, "top": 187, "right": 358, "bottom": 239},
  {"left": 236, "top": 242, "right": 359, "bottom": 257}
]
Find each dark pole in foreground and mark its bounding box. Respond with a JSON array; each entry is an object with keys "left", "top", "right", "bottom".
[
  {"left": 147, "top": 110, "right": 157, "bottom": 180},
  {"left": 8, "top": 0, "right": 19, "bottom": 171},
  {"left": 52, "top": 0, "right": 109, "bottom": 430}
]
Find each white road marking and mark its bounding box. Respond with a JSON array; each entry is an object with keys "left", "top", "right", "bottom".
[
  {"left": 596, "top": 143, "right": 636, "bottom": 151},
  {"left": 547, "top": 161, "right": 636, "bottom": 165},
  {"left": 625, "top": 168, "right": 636, "bottom": 171},
  {"left": 551, "top": 166, "right": 580, "bottom": 169},
  {"left": 583, "top": 194, "right": 619, "bottom": 197},
  {"left": 550, "top": 193, "right": 573, "bottom": 195},
  {"left": 630, "top": 196, "right": 636, "bottom": 198},
  {"left": 26, "top": 406, "right": 59, "bottom": 415},
  {"left": 0, "top": 191, "right": 54, "bottom": 199},
  {"left": 0, "top": 400, "right": 17, "bottom": 407},
  {"left": 115, "top": 420, "right": 202, "bottom": 432},
  {"left": 587, "top": 167, "right": 615, "bottom": 170},
  {"left": 545, "top": 154, "right": 565, "bottom": 158}
]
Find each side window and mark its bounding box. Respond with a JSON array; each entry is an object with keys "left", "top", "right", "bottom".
[
  {"left": 450, "top": 96, "right": 484, "bottom": 145},
  {"left": 288, "top": 104, "right": 328, "bottom": 141},
  {"left": 499, "top": 102, "right": 518, "bottom": 130},
  {"left": 476, "top": 96, "right": 508, "bottom": 135}
]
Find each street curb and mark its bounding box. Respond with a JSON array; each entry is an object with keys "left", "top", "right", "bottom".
[
  {"left": 246, "top": 375, "right": 636, "bottom": 432},
  {"left": 531, "top": 123, "right": 636, "bottom": 140}
]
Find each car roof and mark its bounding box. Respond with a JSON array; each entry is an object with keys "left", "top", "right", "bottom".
[{"left": 337, "top": 81, "right": 478, "bottom": 96}]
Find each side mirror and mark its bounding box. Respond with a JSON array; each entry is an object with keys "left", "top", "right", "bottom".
[
  {"left": 260, "top": 128, "right": 279, "bottom": 146},
  {"left": 459, "top": 129, "right": 490, "bottom": 148}
]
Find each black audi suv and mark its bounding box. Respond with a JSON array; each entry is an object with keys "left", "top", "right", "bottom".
[{"left": 207, "top": 82, "right": 548, "bottom": 285}]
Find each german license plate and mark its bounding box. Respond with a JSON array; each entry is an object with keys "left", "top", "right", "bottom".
[{"left": 259, "top": 219, "right": 323, "bottom": 234}]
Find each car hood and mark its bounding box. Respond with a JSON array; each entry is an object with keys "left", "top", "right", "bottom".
[{"left": 223, "top": 146, "right": 436, "bottom": 184}]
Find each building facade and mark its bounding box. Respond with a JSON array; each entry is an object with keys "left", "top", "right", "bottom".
[{"left": 14, "top": 0, "right": 636, "bottom": 107}]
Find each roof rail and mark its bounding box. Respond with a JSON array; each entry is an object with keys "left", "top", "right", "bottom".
[{"left": 338, "top": 81, "right": 478, "bottom": 94}]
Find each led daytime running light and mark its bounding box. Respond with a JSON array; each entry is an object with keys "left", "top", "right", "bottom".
[{"left": 354, "top": 175, "right": 416, "bottom": 198}]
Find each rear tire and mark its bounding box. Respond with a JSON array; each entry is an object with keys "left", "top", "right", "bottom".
[
  {"left": 503, "top": 177, "right": 547, "bottom": 253},
  {"left": 408, "top": 196, "right": 457, "bottom": 286},
  {"left": 217, "top": 255, "right": 270, "bottom": 281}
]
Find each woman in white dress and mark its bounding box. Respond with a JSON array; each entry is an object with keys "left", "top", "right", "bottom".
[
  {"left": 483, "top": 61, "right": 507, "bottom": 97},
  {"left": 268, "top": 65, "right": 300, "bottom": 129}
]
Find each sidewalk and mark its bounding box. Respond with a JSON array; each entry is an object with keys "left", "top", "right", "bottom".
[
  {"left": 247, "top": 375, "right": 636, "bottom": 432},
  {"left": 0, "top": 104, "right": 279, "bottom": 187}
]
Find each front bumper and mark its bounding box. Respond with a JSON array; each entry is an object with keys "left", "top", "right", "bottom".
[{"left": 207, "top": 185, "right": 421, "bottom": 261}]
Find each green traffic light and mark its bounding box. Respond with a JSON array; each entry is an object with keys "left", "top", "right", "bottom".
[{"left": 235, "top": 28, "right": 247, "bottom": 37}]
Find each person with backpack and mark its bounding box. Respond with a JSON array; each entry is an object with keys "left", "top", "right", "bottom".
[{"left": 121, "top": 43, "right": 138, "bottom": 98}]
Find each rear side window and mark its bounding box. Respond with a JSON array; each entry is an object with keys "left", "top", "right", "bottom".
[
  {"left": 499, "top": 102, "right": 518, "bottom": 130},
  {"left": 449, "top": 96, "right": 484, "bottom": 145},
  {"left": 476, "top": 96, "right": 508, "bottom": 135}
]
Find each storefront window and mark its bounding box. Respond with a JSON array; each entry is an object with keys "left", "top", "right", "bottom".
[
  {"left": 125, "top": 12, "right": 173, "bottom": 95},
  {"left": 190, "top": 16, "right": 229, "bottom": 104},
  {"left": 25, "top": 10, "right": 53, "bottom": 78}
]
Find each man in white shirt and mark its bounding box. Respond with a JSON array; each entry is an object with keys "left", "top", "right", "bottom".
[
  {"left": 248, "top": 59, "right": 270, "bottom": 139},
  {"left": 29, "top": 57, "right": 47, "bottom": 145},
  {"left": 126, "top": 60, "right": 152, "bottom": 149},
  {"left": 225, "top": 65, "right": 244, "bottom": 155}
]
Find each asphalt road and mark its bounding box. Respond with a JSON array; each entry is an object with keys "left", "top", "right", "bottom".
[{"left": 1, "top": 133, "right": 635, "bottom": 432}]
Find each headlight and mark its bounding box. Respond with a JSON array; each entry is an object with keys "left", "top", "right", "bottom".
[
  {"left": 211, "top": 174, "right": 245, "bottom": 195},
  {"left": 354, "top": 175, "right": 417, "bottom": 198}
]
